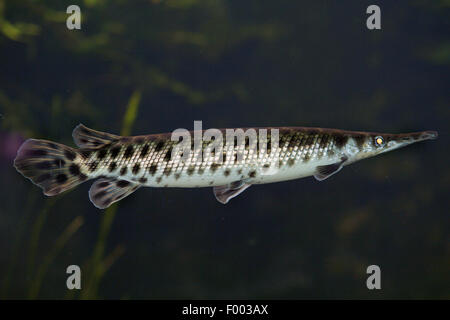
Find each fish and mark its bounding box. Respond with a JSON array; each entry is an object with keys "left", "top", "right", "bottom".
[{"left": 13, "top": 124, "right": 438, "bottom": 209}]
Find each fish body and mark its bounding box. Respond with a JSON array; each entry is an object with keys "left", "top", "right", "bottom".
[{"left": 14, "top": 124, "right": 438, "bottom": 208}]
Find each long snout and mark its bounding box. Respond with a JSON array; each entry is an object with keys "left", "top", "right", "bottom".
[{"left": 418, "top": 130, "right": 438, "bottom": 141}]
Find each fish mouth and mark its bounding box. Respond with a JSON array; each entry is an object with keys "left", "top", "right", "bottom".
[
  {"left": 419, "top": 130, "right": 438, "bottom": 140},
  {"left": 395, "top": 130, "right": 439, "bottom": 143}
]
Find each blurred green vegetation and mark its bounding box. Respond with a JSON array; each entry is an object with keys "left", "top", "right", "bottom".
[{"left": 0, "top": 0, "right": 448, "bottom": 299}]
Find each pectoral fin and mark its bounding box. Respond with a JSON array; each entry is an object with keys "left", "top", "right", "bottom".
[
  {"left": 89, "top": 178, "right": 140, "bottom": 209},
  {"left": 314, "top": 156, "right": 348, "bottom": 181},
  {"left": 213, "top": 180, "right": 251, "bottom": 204}
]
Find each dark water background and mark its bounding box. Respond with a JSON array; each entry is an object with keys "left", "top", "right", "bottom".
[{"left": 0, "top": 0, "right": 448, "bottom": 299}]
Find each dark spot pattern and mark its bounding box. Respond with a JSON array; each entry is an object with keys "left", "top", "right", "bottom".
[
  {"left": 187, "top": 166, "right": 195, "bottom": 175},
  {"left": 320, "top": 135, "right": 330, "bottom": 149},
  {"left": 233, "top": 136, "right": 238, "bottom": 148},
  {"left": 288, "top": 158, "right": 295, "bottom": 167},
  {"left": 109, "top": 162, "right": 117, "bottom": 172},
  {"left": 98, "top": 181, "right": 110, "bottom": 188},
  {"left": 120, "top": 167, "right": 127, "bottom": 175},
  {"left": 56, "top": 174, "right": 68, "bottom": 183},
  {"left": 156, "top": 177, "right": 162, "bottom": 183},
  {"left": 175, "top": 173, "right": 180, "bottom": 180},
  {"left": 303, "top": 154, "right": 310, "bottom": 162},
  {"left": 110, "top": 146, "right": 121, "bottom": 159},
  {"left": 132, "top": 163, "right": 140, "bottom": 174},
  {"left": 139, "top": 177, "right": 148, "bottom": 183},
  {"left": 140, "top": 145, "right": 149, "bottom": 158},
  {"left": 94, "top": 190, "right": 107, "bottom": 200},
  {"left": 288, "top": 136, "right": 299, "bottom": 149},
  {"left": 64, "top": 149, "right": 76, "bottom": 161},
  {"left": 116, "top": 180, "right": 130, "bottom": 188},
  {"left": 124, "top": 145, "right": 134, "bottom": 159},
  {"left": 155, "top": 141, "right": 164, "bottom": 152},
  {"left": 89, "top": 161, "right": 98, "bottom": 172},
  {"left": 249, "top": 170, "right": 256, "bottom": 178},
  {"left": 97, "top": 149, "right": 108, "bottom": 160},
  {"left": 164, "top": 167, "right": 172, "bottom": 176},
  {"left": 245, "top": 137, "right": 250, "bottom": 150},
  {"left": 47, "top": 142, "right": 59, "bottom": 150},
  {"left": 79, "top": 150, "right": 91, "bottom": 159},
  {"left": 149, "top": 165, "right": 157, "bottom": 175},
  {"left": 210, "top": 163, "right": 220, "bottom": 173},
  {"left": 334, "top": 135, "right": 348, "bottom": 149},
  {"left": 164, "top": 147, "right": 172, "bottom": 161},
  {"left": 224, "top": 169, "right": 230, "bottom": 176},
  {"left": 69, "top": 164, "right": 80, "bottom": 175}
]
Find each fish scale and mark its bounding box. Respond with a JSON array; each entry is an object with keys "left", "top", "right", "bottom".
[
  {"left": 78, "top": 130, "right": 347, "bottom": 188},
  {"left": 13, "top": 124, "right": 437, "bottom": 208}
]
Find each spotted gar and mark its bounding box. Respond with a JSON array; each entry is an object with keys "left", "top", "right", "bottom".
[{"left": 14, "top": 124, "right": 438, "bottom": 209}]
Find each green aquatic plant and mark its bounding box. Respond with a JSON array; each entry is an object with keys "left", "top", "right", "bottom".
[
  {"left": 81, "top": 90, "right": 141, "bottom": 299},
  {"left": 28, "top": 216, "right": 84, "bottom": 299}
]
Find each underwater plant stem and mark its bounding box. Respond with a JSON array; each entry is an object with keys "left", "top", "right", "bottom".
[
  {"left": 81, "top": 90, "right": 141, "bottom": 299},
  {"left": 28, "top": 216, "right": 84, "bottom": 299}
]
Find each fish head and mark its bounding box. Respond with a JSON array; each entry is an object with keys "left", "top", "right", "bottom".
[{"left": 345, "top": 130, "right": 438, "bottom": 163}]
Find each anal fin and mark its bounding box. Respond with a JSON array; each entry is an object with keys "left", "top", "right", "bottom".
[
  {"left": 89, "top": 178, "right": 140, "bottom": 209},
  {"left": 213, "top": 180, "right": 251, "bottom": 204}
]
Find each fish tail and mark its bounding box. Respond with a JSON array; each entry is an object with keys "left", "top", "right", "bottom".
[{"left": 14, "top": 139, "right": 89, "bottom": 196}]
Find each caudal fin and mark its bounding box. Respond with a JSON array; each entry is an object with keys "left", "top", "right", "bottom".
[{"left": 14, "top": 139, "right": 89, "bottom": 196}]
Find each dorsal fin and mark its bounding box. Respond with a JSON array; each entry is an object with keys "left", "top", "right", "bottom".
[{"left": 72, "top": 124, "right": 121, "bottom": 149}]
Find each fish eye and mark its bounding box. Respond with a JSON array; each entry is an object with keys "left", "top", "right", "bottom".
[{"left": 374, "top": 136, "right": 384, "bottom": 147}]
